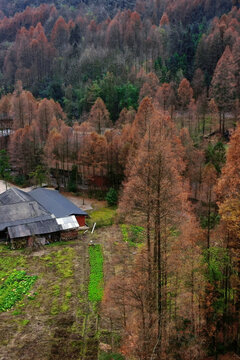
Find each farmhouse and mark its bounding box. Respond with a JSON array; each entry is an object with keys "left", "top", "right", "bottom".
[{"left": 0, "top": 187, "right": 88, "bottom": 248}]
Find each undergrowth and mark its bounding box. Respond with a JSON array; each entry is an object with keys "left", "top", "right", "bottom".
[{"left": 120, "top": 224, "right": 144, "bottom": 247}]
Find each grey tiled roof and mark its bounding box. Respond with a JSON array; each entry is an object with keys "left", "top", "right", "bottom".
[
  {"left": 8, "top": 219, "right": 61, "bottom": 239},
  {"left": 0, "top": 197, "right": 52, "bottom": 231},
  {"left": 0, "top": 215, "right": 54, "bottom": 232},
  {"left": 29, "top": 188, "right": 88, "bottom": 217},
  {"left": 0, "top": 187, "right": 84, "bottom": 238},
  {"left": 0, "top": 188, "right": 33, "bottom": 205}
]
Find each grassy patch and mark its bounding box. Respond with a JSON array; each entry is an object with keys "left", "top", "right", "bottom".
[
  {"left": 88, "top": 245, "right": 104, "bottom": 303},
  {"left": 0, "top": 270, "right": 37, "bottom": 312},
  {"left": 19, "top": 319, "right": 30, "bottom": 327},
  {"left": 43, "top": 248, "right": 76, "bottom": 314},
  {"left": 43, "top": 247, "right": 75, "bottom": 278},
  {"left": 88, "top": 207, "right": 116, "bottom": 228},
  {"left": 0, "top": 255, "right": 26, "bottom": 283},
  {"left": 55, "top": 248, "right": 75, "bottom": 278},
  {"left": 51, "top": 299, "right": 60, "bottom": 315},
  {"left": 0, "top": 244, "right": 10, "bottom": 253},
  {"left": 120, "top": 224, "right": 144, "bottom": 247},
  {"left": 46, "top": 240, "right": 77, "bottom": 247},
  {"left": 51, "top": 284, "right": 61, "bottom": 297},
  {"left": 61, "top": 289, "right": 73, "bottom": 312}
]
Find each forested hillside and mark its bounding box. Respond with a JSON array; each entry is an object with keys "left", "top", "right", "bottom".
[{"left": 0, "top": 0, "right": 240, "bottom": 359}]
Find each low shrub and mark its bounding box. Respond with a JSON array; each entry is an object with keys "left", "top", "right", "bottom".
[
  {"left": 13, "top": 174, "right": 27, "bottom": 187},
  {"left": 106, "top": 188, "right": 118, "bottom": 206}
]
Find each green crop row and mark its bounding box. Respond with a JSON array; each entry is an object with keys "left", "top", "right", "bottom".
[
  {"left": 0, "top": 270, "right": 37, "bottom": 312},
  {"left": 88, "top": 245, "right": 104, "bottom": 303}
]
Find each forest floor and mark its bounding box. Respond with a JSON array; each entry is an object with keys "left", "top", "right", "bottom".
[{"left": 0, "top": 200, "right": 128, "bottom": 360}]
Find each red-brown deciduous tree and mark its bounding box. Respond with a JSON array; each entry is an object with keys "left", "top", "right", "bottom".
[
  {"left": 10, "top": 83, "right": 37, "bottom": 129},
  {"left": 51, "top": 16, "right": 69, "bottom": 51},
  {"left": 178, "top": 78, "right": 194, "bottom": 110},
  {"left": 119, "top": 107, "right": 187, "bottom": 357},
  {"left": 115, "top": 107, "right": 136, "bottom": 129},
  {"left": 210, "top": 46, "right": 237, "bottom": 133},
  {"left": 155, "top": 82, "right": 175, "bottom": 113},
  {"left": 88, "top": 97, "right": 112, "bottom": 134},
  {"left": 160, "top": 12, "right": 169, "bottom": 27},
  {"left": 9, "top": 123, "right": 41, "bottom": 176}
]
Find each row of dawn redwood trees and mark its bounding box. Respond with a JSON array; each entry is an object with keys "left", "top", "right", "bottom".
[
  {"left": 0, "top": 75, "right": 233, "bottom": 186},
  {"left": 101, "top": 99, "right": 240, "bottom": 359}
]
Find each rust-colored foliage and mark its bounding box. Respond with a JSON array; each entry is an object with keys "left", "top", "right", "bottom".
[
  {"left": 217, "top": 124, "right": 240, "bottom": 200},
  {"left": 4, "top": 22, "right": 55, "bottom": 86},
  {"left": 51, "top": 16, "right": 70, "bottom": 51},
  {"left": 160, "top": 12, "right": 169, "bottom": 27},
  {"left": 178, "top": 78, "right": 194, "bottom": 110},
  {"left": 210, "top": 46, "right": 237, "bottom": 113},
  {"left": 88, "top": 97, "right": 112, "bottom": 134}
]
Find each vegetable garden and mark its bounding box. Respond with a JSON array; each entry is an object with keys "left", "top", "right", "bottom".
[{"left": 0, "top": 270, "right": 37, "bottom": 312}]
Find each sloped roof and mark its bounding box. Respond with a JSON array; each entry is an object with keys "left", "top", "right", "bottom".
[
  {"left": 0, "top": 199, "right": 53, "bottom": 231},
  {"left": 0, "top": 187, "right": 83, "bottom": 237},
  {"left": 0, "top": 214, "right": 54, "bottom": 232},
  {"left": 29, "top": 188, "right": 87, "bottom": 218},
  {"left": 0, "top": 188, "right": 33, "bottom": 205},
  {"left": 8, "top": 219, "right": 61, "bottom": 239},
  {"left": 56, "top": 216, "right": 79, "bottom": 230},
  {"left": 8, "top": 216, "right": 80, "bottom": 239},
  {"left": 0, "top": 201, "right": 49, "bottom": 223}
]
